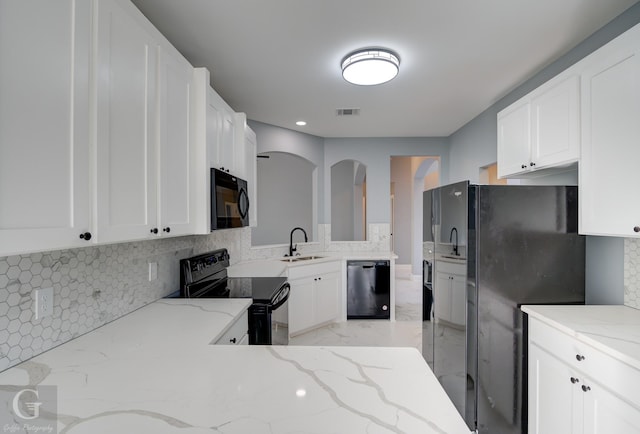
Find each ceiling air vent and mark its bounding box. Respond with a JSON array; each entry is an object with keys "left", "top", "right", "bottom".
[{"left": 336, "top": 108, "right": 360, "bottom": 117}]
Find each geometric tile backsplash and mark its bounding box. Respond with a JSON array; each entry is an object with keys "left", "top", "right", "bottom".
[
  {"left": 624, "top": 238, "right": 640, "bottom": 309},
  {"left": 0, "top": 228, "right": 247, "bottom": 372}
]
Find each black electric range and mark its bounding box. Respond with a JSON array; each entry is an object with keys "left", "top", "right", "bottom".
[{"left": 174, "top": 249, "right": 289, "bottom": 345}]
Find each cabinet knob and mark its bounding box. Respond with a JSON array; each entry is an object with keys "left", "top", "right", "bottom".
[
  {"left": 634, "top": 226, "right": 640, "bottom": 233},
  {"left": 79, "top": 232, "right": 92, "bottom": 241},
  {"left": 581, "top": 385, "right": 591, "bottom": 392},
  {"left": 230, "top": 337, "right": 236, "bottom": 344},
  {"left": 576, "top": 354, "right": 585, "bottom": 361},
  {"left": 150, "top": 228, "right": 158, "bottom": 234},
  {"left": 530, "top": 162, "right": 536, "bottom": 167},
  {"left": 220, "top": 166, "right": 225, "bottom": 170},
  {"left": 163, "top": 227, "right": 171, "bottom": 233},
  {"left": 570, "top": 377, "right": 579, "bottom": 384},
  {"left": 521, "top": 164, "right": 527, "bottom": 169}
]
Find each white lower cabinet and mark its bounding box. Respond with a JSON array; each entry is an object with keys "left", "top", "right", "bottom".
[
  {"left": 434, "top": 261, "right": 465, "bottom": 327},
  {"left": 528, "top": 317, "right": 640, "bottom": 434},
  {"left": 288, "top": 261, "right": 341, "bottom": 336},
  {"left": 214, "top": 310, "right": 248, "bottom": 345}
]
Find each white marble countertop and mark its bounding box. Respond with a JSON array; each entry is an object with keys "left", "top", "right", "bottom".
[
  {"left": 0, "top": 298, "right": 470, "bottom": 433},
  {"left": 522, "top": 305, "right": 640, "bottom": 371}
]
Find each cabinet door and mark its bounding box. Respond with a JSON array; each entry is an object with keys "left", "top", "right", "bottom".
[
  {"left": 233, "top": 113, "right": 247, "bottom": 180},
  {"left": 315, "top": 272, "right": 340, "bottom": 325},
  {"left": 531, "top": 75, "right": 580, "bottom": 169},
  {"left": 219, "top": 107, "right": 236, "bottom": 173},
  {"left": 0, "top": 1, "right": 92, "bottom": 255},
  {"left": 583, "top": 380, "right": 640, "bottom": 434},
  {"left": 497, "top": 100, "right": 531, "bottom": 178},
  {"left": 95, "top": 0, "right": 158, "bottom": 242},
  {"left": 434, "top": 272, "right": 452, "bottom": 323},
  {"left": 158, "top": 48, "right": 194, "bottom": 236},
  {"left": 244, "top": 125, "right": 258, "bottom": 227},
  {"left": 207, "top": 87, "right": 223, "bottom": 170},
  {"left": 450, "top": 274, "right": 466, "bottom": 326},
  {"left": 288, "top": 277, "right": 315, "bottom": 336},
  {"left": 529, "top": 343, "right": 582, "bottom": 434},
  {"left": 580, "top": 24, "right": 640, "bottom": 237}
]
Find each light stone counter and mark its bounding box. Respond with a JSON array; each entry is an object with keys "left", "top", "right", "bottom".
[
  {"left": 522, "top": 305, "right": 640, "bottom": 371},
  {"left": 0, "top": 298, "right": 470, "bottom": 434}
]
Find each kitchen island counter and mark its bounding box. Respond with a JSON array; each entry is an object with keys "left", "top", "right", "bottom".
[{"left": 0, "top": 298, "right": 470, "bottom": 433}]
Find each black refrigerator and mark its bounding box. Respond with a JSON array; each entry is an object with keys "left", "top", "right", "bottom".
[{"left": 422, "top": 181, "right": 585, "bottom": 434}]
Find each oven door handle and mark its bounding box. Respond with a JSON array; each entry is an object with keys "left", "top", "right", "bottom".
[{"left": 270, "top": 283, "right": 290, "bottom": 311}]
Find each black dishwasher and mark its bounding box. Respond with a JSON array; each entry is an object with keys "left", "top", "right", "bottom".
[{"left": 346, "top": 260, "right": 391, "bottom": 319}]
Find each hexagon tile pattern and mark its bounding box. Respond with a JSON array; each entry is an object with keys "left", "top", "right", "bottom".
[
  {"left": 0, "top": 228, "right": 248, "bottom": 372},
  {"left": 625, "top": 238, "right": 640, "bottom": 309}
]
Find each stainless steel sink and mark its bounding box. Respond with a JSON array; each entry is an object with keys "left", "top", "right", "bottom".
[
  {"left": 280, "top": 255, "right": 325, "bottom": 262},
  {"left": 440, "top": 254, "right": 466, "bottom": 261}
]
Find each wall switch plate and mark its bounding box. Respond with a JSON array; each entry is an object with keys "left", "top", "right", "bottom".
[
  {"left": 34, "top": 287, "right": 53, "bottom": 320},
  {"left": 148, "top": 262, "right": 158, "bottom": 281}
]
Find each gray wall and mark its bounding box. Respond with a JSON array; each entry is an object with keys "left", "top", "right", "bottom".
[
  {"left": 249, "top": 120, "right": 325, "bottom": 223},
  {"left": 324, "top": 137, "right": 450, "bottom": 225},
  {"left": 447, "top": 3, "right": 640, "bottom": 304},
  {"left": 331, "top": 160, "right": 355, "bottom": 241},
  {"left": 251, "top": 152, "right": 315, "bottom": 245}
]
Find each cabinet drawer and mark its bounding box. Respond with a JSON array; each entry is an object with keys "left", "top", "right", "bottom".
[
  {"left": 435, "top": 260, "right": 466, "bottom": 275},
  {"left": 529, "top": 317, "right": 640, "bottom": 408},
  {"left": 287, "top": 260, "right": 341, "bottom": 280},
  {"left": 213, "top": 310, "right": 248, "bottom": 345}
]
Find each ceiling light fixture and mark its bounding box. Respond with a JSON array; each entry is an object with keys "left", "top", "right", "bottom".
[
  {"left": 341, "top": 48, "right": 400, "bottom": 86},
  {"left": 296, "top": 121, "right": 307, "bottom": 126}
]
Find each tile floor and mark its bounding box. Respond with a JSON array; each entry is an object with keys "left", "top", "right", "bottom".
[{"left": 289, "top": 267, "right": 423, "bottom": 350}]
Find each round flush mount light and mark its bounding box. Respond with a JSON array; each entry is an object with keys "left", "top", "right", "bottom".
[{"left": 341, "top": 48, "right": 400, "bottom": 86}]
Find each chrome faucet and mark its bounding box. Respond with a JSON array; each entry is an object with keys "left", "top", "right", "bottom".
[
  {"left": 449, "top": 227, "right": 459, "bottom": 256},
  {"left": 288, "top": 227, "right": 308, "bottom": 257}
]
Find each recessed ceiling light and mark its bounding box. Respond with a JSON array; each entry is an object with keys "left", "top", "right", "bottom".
[
  {"left": 296, "top": 121, "right": 307, "bottom": 126},
  {"left": 341, "top": 48, "right": 400, "bottom": 86}
]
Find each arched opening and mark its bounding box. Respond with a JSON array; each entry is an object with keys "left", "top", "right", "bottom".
[{"left": 252, "top": 151, "right": 316, "bottom": 246}]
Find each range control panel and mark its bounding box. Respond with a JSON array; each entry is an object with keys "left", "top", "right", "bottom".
[{"left": 181, "top": 249, "right": 230, "bottom": 285}]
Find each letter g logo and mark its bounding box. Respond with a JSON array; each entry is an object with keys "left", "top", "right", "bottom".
[{"left": 12, "top": 388, "right": 42, "bottom": 420}]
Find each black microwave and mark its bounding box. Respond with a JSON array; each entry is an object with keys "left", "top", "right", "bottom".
[{"left": 211, "top": 168, "right": 250, "bottom": 230}]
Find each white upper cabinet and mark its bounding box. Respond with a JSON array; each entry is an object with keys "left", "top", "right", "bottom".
[
  {"left": 531, "top": 76, "right": 580, "bottom": 169},
  {"left": 95, "top": 0, "right": 196, "bottom": 242},
  {"left": 157, "top": 47, "right": 195, "bottom": 237},
  {"left": 244, "top": 124, "right": 258, "bottom": 227},
  {"left": 497, "top": 100, "right": 531, "bottom": 177},
  {"left": 579, "top": 23, "right": 640, "bottom": 237},
  {"left": 0, "top": 1, "right": 93, "bottom": 256},
  {"left": 94, "top": 0, "right": 159, "bottom": 243},
  {"left": 498, "top": 74, "right": 580, "bottom": 178},
  {"left": 207, "top": 89, "right": 237, "bottom": 176}
]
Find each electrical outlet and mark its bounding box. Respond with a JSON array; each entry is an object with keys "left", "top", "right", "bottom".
[
  {"left": 34, "top": 287, "right": 53, "bottom": 320},
  {"left": 148, "top": 262, "right": 158, "bottom": 281}
]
